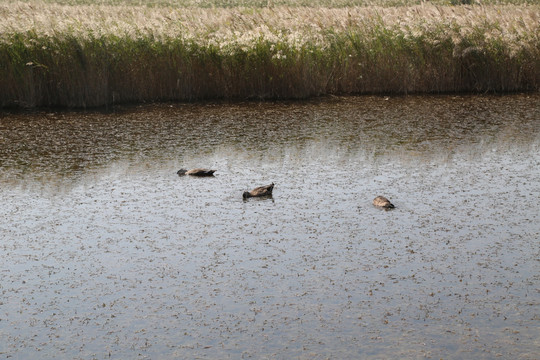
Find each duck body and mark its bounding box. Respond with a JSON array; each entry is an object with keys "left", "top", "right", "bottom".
[
  {"left": 373, "top": 196, "right": 395, "bottom": 209},
  {"left": 177, "top": 168, "right": 216, "bottom": 177},
  {"left": 243, "top": 183, "right": 274, "bottom": 199}
]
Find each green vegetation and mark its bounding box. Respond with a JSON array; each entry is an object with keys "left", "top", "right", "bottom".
[{"left": 1, "top": 1, "right": 538, "bottom": 107}]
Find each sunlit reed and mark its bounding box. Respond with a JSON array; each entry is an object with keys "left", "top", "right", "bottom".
[{"left": 1, "top": 1, "right": 538, "bottom": 107}]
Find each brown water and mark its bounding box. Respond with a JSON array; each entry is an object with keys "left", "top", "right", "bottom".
[{"left": 1, "top": 95, "right": 539, "bottom": 359}]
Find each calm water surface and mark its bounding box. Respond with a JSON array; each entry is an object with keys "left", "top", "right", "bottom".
[{"left": 1, "top": 95, "right": 539, "bottom": 359}]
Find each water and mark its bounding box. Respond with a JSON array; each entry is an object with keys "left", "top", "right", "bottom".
[{"left": 0, "top": 95, "right": 539, "bottom": 359}]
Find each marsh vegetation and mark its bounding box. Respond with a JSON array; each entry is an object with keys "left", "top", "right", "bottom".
[{"left": 1, "top": 0, "right": 538, "bottom": 107}]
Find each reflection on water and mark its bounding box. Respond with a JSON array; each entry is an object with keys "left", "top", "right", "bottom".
[
  {"left": 0, "top": 95, "right": 539, "bottom": 359},
  {"left": 1, "top": 94, "right": 538, "bottom": 184}
]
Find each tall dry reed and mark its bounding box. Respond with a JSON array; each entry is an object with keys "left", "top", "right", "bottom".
[
  {"left": 1, "top": 2, "right": 539, "bottom": 107},
  {"left": 5, "top": 0, "right": 538, "bottom": 7}
]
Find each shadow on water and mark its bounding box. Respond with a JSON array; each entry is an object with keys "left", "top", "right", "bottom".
[{"left": 0, "top": 95, "right": 539, "bottom": 359}]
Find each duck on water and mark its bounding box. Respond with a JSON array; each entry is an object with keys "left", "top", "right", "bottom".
[
  {"left": 373, "top": 196, "right": 395, "bottom": 209},
  {"left": 177, "top": 168, "right": 216, "bottom": 177},
  {"left": 243, "top": 183, "right": 274, "bottom": 199}
]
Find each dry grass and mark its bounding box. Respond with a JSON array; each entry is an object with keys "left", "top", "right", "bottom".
[
  {"left": 3, "top": 0, "right": 537, "bottom": 7},
  {"left": 1, "top": 1, "right": 538, "bottom": 107}
]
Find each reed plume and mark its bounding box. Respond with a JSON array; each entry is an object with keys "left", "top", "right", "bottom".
[{"left": 1, "top": 1, "right": 538, "bottom": 107}]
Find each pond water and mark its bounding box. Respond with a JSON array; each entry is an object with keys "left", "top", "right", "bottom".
[{"left": 0, "top": 95, "right": 539, "bottom": 359}]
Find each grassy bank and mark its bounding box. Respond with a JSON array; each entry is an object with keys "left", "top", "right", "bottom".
[{"left": 1, "top": 1, "right": 539, "bottom": 108}]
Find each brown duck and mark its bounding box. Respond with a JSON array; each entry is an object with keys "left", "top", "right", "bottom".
[
  {"left": 243, "top": 183, "right": 274, "bottom": 199},
  {"left": 177, "top": 168, "right": 216, "bottom": 177},
  {"left": 373, "top": 196, "right": 395, "bottom": 209}
]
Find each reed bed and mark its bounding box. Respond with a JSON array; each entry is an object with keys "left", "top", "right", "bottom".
[
  {"left": 6, "top": 0, "right": 538, "bottom": 7},
  {"left": 1, "top": 1, "right": 539, "bottom": 107}
]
